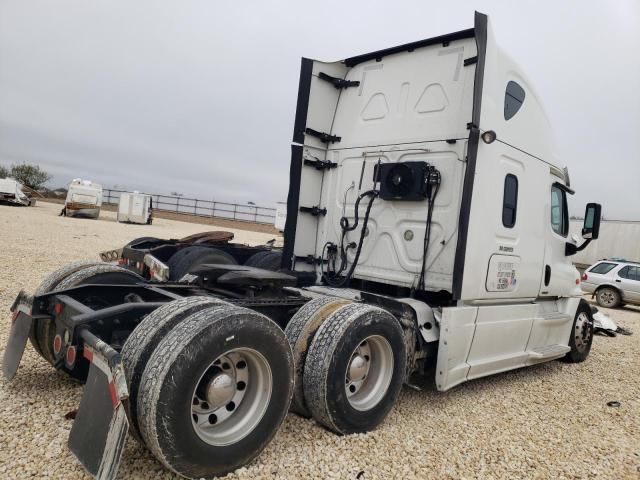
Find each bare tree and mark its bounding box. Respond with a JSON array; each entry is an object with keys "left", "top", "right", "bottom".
[{"left": 10, "top": 163, "right": 52, "bottom": 189}]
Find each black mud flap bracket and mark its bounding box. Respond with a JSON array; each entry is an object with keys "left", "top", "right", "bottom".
[
  {"left": 2, "top": 290, "right": 36, "bottom": 380},
  {"left": 68, "top": 330, "right": 129, "bottom": 480}
]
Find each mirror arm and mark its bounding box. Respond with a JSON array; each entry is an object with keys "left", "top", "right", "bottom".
[{"left": 565, "top": 239, "right": 591, "bottom": 256}]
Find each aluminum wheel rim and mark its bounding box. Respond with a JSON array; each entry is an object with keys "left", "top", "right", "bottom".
[
  {"left": 345, "top": 335, "right": 394, "bottom": 411},
  {"left": 598, "top": 290, "right": 616, "bottom": 307},
  {"left": 574, "top": 312, "right": 592, "bottom": 352},
  {"left": 191, "top": 348, "right": 272, "bottom": 446}
]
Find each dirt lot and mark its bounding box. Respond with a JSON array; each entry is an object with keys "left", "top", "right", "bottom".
[{"left": 0, "top": 202, "right": 638, "bottom": 479}]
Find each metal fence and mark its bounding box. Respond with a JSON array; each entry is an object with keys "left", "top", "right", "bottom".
[{"left": 103, "top": 189, "right": 276, "bottom": 224}]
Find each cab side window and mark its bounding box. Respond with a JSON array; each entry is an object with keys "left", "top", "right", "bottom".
[{"left": 550, "top": 185, "right": 568, "bottom": 237}]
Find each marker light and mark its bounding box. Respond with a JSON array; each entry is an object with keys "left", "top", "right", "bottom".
[{"left": 481, "top": 130, "right": 497, "bottom": 144}]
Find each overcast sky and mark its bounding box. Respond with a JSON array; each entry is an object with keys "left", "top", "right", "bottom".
[{"left": 0, "top": 1, "right": 638, "bottom": 218}]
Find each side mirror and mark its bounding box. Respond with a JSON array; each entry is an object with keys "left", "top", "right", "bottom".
[{"left": 582, "top": 203, "right": 601, "bottom": 240}]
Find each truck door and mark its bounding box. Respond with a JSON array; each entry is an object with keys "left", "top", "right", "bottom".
[{"left": 539, "top": 177, "right": 578, "bottom": 297}]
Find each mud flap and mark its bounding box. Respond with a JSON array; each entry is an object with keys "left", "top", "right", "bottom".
[
  {"left": 2, "top": 291, "right": 35, "bottom": 380},
  {"left": 68, "top": 338, "right": 129, "bottom": 480}
]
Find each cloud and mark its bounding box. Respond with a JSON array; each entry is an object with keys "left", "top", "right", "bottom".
[{"left": 0, "top": 0, "right": 638, "bottom": 217}]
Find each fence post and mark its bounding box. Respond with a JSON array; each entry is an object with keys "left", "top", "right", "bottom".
[
  {"left": 194, "top": 199, "right": 198, "bottom": 215},
  {"left": 176, "top": 197, "right": 180, "bottom": 213},
  {"left": 233, "top": 204, "right": 237, "bottom": 220},
  {"left": 211, "top": 202, "right": 216, "bottom": 218},
  {"left": 254, "top": 207, "right": 257, "bottom": 222}
]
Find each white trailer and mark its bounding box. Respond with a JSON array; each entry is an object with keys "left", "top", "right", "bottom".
[
  {"left": 63, "top": 179, "right": 103, "bottom": 218},
  {"left": 3, "top": 12, "right": 603, "bottom": 480},
  {"left": 0, "top": 178, "right": 32, "bottom": 206},
  {"left": 117, "top": 192, "right": 153, "bottom": 224}
]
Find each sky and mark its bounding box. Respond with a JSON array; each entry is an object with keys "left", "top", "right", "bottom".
[{"left": 0, "top": 1, "right": 639, "bottom": 218}]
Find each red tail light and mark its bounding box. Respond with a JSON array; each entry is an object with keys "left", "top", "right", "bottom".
[{"left": 581, "top": 273, "right": 588, "bottom": 281}]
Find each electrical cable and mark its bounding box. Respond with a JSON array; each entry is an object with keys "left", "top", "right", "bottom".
[
  {"left": 417, "top": 169, "right": 441, "bottom": 291},
  {"left": 323, "top": 190, "right": 378, "bottom": 287}
]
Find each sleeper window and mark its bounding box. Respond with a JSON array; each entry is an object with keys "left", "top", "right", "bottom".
[
  {"left": 504, "top": 81, "right": 525, "bottom": 120},
  {"left": 502, "top": 174, "right": 518, "bottom": 228}
]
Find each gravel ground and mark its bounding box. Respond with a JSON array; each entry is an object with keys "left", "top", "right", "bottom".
[{"left": 1, "top": 202, "right": 639, "bottom": 479}]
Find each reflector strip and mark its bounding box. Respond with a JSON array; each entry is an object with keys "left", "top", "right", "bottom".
[
  {"left": 108, "top": 382, "right": 119, "bottom": 409},
  {"left": 83, "top": 348, "right": 94, "bottom": 363}
]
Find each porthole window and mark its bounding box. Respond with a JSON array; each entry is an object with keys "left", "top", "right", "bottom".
[
  {"left": 504, "top": 81, "right": 525, "bottom": 120},
  {"left": 502, "top": 174, "right": 518, "bottom": 228}
]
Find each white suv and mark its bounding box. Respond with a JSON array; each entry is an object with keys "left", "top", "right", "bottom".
[{"left": 581, "top": 259, "right": 640, "bottom": 308}]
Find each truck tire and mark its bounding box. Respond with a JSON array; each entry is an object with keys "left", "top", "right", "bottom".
[
  {"left": 595, "top": 286, "right": 621, "bottom": 308},
  {"left": 243, "top": 251, "right": 271, "bottom": 267},
  {"left": 54, "top": 264, "right": 143, "bottom": 291},
  {"left": 30, "top": 260, "right": 104, "bottom": 359},
  {"left": 284, "top": 296, "right": 351, "bottom": 417},
  {"left": 168, "top": 246, "right": 237, "bottom": 281},
  {"left": 121, "top": 296, "right": 229, "bottom": 441},
  {"left": 125, "top": 236, "right": 160, "bottom": 247},
  {"left": 303, "top": 303, "right": 406, "bottom": 435},
  {"left": 137, "top": 305, "right": 294, "bottom": 479},
  {"left": 562, "top": 301, "right": 594, "bottom": 363},
  {"left": 36, "top": 264, "right": 142, "bottom": 381},
  {"left": 255, "top": 251, "right": 282, "bottom": 271}
]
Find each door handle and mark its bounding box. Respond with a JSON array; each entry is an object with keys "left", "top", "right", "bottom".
[
  {"left": 544, "top": 265, "right": 551, "bottom": 287},
  {"left": 615, "top": 279, "right": 621, "bottom": 283}
]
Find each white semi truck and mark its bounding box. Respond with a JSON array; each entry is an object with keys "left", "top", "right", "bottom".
[{"left": 3, "top": 12, "right": 601, "bottom": 480}]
